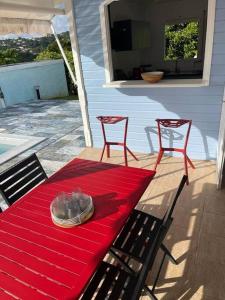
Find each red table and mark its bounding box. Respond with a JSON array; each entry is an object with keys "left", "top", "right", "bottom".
[{"left": 0, "top": 158, "right": 155, "bottom": 300}]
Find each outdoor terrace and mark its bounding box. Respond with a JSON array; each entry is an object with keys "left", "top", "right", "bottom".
[{"left": 79, "top": 147, "right": 225, "bottom": 300}]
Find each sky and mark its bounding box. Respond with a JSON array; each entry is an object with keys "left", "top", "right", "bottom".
[
  {"left": 52, "top": 15, "right": 69, "bottom": 33},
  {"left": 0, "top": 15, "right": 68, "bottom": 40}
]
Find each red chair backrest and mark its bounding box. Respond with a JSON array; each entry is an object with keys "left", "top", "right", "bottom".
[{"left": 156, "top": 119, "right": 191, "bottom": 128}]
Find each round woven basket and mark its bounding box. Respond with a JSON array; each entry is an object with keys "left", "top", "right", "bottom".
[{"left": 50, "top": 195, "right": 94, "bottom": 228}]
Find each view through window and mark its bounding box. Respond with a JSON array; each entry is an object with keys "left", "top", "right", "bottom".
[
  {"left": 107, "top": 0, "right": 208, "bottom": 82},
  {"left": 164, "top": 21, "right": 199, "bottom": 61}
]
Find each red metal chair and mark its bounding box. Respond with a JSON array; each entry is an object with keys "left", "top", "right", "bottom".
[
  {"left": 97, "top": 116, "right": 138, "bottom": 166},
  {"left": 154, "top": 119, "right": 195, "bottom": 183}
]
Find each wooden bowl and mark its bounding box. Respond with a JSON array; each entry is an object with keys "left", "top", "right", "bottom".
[{"left": 141, "top": 72, "right": 164, "bottom": 83}]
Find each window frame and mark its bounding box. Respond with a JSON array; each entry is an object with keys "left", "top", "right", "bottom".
[{"left": 99, "top": 0, "right": 216, "bottom": 88}]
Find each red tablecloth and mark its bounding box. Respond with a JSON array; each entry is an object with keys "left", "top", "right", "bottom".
[{"left": 0, "top": 158, "right": 155, "bottom": 300}]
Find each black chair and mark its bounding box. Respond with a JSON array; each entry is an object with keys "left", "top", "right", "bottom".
[
  {"left": 81, "top": 219, "right": 164, "bottom": 300},
  {"left": 109, "top": 175, "right": 188, "bottom": 298},
  {"left": 0, "top": 153, "right": 47, "bottom": 206},
  {"left": 81, "top": 176, "right": 187, "bottom": 300}
]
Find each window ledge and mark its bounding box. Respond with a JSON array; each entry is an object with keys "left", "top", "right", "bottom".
[{"left": 103, "top": 79, "right": 209, "bottom": 88}]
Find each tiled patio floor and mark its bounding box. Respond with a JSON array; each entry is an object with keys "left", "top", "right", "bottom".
[
  {"left": 79, "top": 148, "right": 225, "bottom": 300},
  {"left": 0, "top": 99, "right": 85, "bottom": 175}
]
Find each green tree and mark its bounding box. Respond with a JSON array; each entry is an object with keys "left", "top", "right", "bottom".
[
  {"left": 35, "top": 48, "right": 74, "bottom": 73},
  {"left": 165, "top": 21, "right": 199, "bottom": 61},
  {"left": 0, "top": 49, "right": 21, "bottom": 65},
  {"left": 35, "top": 49, "right": 62, "bottom": 61},
  {"left": 35, "top": 33, "right": 74, "bottom": 72},
  {"left": 35, "top": 34, "right": 76, "bottom": 94}
]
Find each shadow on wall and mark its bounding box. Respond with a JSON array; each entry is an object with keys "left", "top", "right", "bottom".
[
  {"left": 116, "top": 88, "right": 221, "bottom": 160},
  {"left": 145, "top": 126, "right": 185, "bottom": 155}
]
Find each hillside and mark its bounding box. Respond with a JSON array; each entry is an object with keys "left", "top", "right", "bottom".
[{"left": 0, "top": 32, "right": 70, "bottom": 65}]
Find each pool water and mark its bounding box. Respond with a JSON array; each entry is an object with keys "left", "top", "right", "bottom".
[
  {"left": 0, "top": 144, "right": 15, "bottom": 155},
  {"left": 0, "top": 134, "right": 45, "bottom": 165}
]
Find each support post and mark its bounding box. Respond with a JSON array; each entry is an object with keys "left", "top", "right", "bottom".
[
  {"left": 64, "top": 0, "right": 93, "bottom": 147},
  {"left": 50, "top": 21, "right": 77, "bottom": 87}
]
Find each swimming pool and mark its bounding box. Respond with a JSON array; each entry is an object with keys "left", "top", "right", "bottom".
[
  {"left": 0, "top": 134, "right": 46, "bottom": 165},
  {"left": 0, "top": 143, "right": 14, "bottom": 155}
]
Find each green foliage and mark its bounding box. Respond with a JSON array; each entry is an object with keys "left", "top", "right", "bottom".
[
  {"left": 35, "top": 34, "right": 76, "bottom": 94},
  {"left": 35, "top": 49, "right": 74, "bottom": 72},
  {"left": 35, "top": 50, "right": 61, "bottom": 61},
  {"left": 47, "top": 34, "right": 71, "bottom": 52},
  {"left": 0, "top": 49, "right": 21, "bottom": 65},
  {"left": 63, "top": 50, "right": 74, "bottom": 73},
  {"left": 165, "top": 21, "right": 199, "bottom": 61},
  {"left": 35, "top": 33, "right": 74, "bottom": 72},
  {"left": 0, "top": 32, "right": 72, "bottom": 67}
]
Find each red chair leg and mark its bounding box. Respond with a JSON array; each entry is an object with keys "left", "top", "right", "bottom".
[
  {"left": 124, "top": 146, "right": 128, "bottom": 166},
  {"left": 97, "top": 116, "right": 136, "bottom": 167},
  {"left": 186, "top": 155, "right": 195, "bottom": 169},
  {"left": 184, "top": 154, "right": 189, "bottom": 185},
  {"left": 107, "top": 144, "right": 110, "bottom": 158},
  {"left": 126, "top": 146, "right": 138, "bottom": 161},
  {"left": 100, "top": 144, "right": 106, "bottom": 161},
  {"left": 154, "top": 149, "right": 164, "bottom": 170},
  {"left": 155, "top": 119, "right": 194, "bottom": 180}
]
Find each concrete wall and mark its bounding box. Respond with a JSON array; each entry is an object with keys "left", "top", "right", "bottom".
[
  {"left": 74, "top": 0, "right": 225, "bottom": 160},
  {"left": 0, "top": 59, "right": 68, "bottom": 108}
]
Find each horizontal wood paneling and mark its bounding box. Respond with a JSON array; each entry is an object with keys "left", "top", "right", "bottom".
[
  {"left": 88, "top": 102, "right": 221, "bottom": 113},
  {"left": 217, "top": 0, "right": 225, "bottom": 8},
  {"left": 213, "top": 42, "right": 225, "bottom": 54},
  {"left": 74, "top": 0, "right": 225, "bottom": 160},
  {"left": 215, "top": 21, "right": 225, "bottom": 32}
]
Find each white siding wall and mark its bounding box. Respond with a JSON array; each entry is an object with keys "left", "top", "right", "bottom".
[{"left": 74, "top": 0, "right": 225, "bottom": 160}]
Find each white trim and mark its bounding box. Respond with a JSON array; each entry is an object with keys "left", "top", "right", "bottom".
[
  {"left": 100, "top": 0, "right": 118, "bottom": 83},
  {"left": 216, "top": 88, "right": 225, "bottom": 189},
  {"left": 0, "top": 59, "right": 64, "bottom": 73},
  {"left": 202, "top": 0, "right": 216, "bottom": 83},
  {"left": 65, "top": 0, "right": 92, "bottom": 147},
  {"left": 103, "top": 79, "right": 208, "bottom": 88},
  {"left": 100, "top": 0, "right": 216, "bottom": 87}
]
